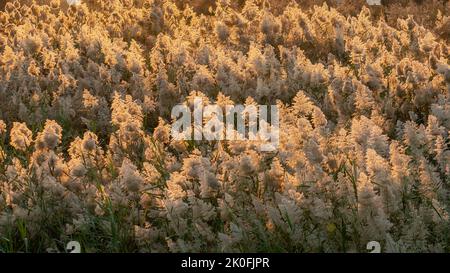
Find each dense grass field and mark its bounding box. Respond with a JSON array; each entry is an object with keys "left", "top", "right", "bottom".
[{"left": 0, "top": 0, "right": 449, "bottom": 252}]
